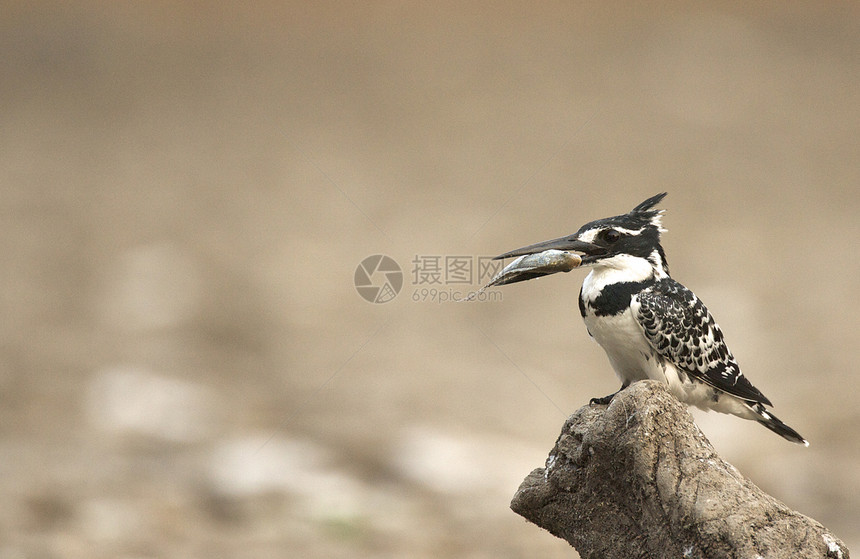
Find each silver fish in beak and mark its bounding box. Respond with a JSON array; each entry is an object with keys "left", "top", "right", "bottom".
[{"left": 465, "top": 249, "right": 581, "bottom": 301}]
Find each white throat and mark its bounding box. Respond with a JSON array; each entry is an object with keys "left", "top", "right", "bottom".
[{"left": 581, "top": 254, "right": 659, "bottom": 299}]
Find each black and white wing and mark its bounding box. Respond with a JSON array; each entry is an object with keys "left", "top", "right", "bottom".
[{"left": 633, "top": 278, "right": 771, "bottom": 406}]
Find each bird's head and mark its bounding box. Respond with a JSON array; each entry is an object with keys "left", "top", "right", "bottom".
[{"left": 493, "top": 192, "right": 670, "bottom": 278}]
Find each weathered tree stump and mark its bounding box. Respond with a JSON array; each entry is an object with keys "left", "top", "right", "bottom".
[{"left": 511, "top": 380, "right": 849, "bottom": 559}]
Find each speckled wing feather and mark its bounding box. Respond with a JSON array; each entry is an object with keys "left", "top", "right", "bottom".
[{"left": 634, "top": 279, "right": 772, "bottom": 406}]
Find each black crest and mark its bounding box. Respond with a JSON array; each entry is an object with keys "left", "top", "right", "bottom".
[
  {"left": 575, "top": 192, "right": 668, "bottom": 237},
  {"left": 631, "top": 192, "right": 667, "bottom": 214}
]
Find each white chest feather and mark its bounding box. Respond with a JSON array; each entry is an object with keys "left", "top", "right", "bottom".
[
  {"left": 582, "top": 304, "right": 657, "bottom": 384},
  {"left": 579, "top": 258, "right": 664, "bottom": 384}
]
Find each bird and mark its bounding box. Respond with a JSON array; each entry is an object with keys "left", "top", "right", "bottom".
[{"left": 493, "top": 193, "right": 807, "bottom": 445}]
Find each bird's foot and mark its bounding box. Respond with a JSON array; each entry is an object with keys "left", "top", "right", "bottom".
[
  {"left": 589, "top": 383, "right": 631, "bottom": 406},
  {"left": 589, "top": 392, "right": 617, "bottom": 406}
]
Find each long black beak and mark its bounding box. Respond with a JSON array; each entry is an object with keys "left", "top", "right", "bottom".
[{"left": 493, "top": 234, "right": 603, "bottom": 260}]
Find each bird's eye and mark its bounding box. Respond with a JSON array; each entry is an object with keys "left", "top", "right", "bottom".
[{"left": 604, "top": 229, "right": 621, "bottom": 243}]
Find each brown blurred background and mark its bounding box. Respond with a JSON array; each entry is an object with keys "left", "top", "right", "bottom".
[{"left": 1, "top": 2, "right": 858, "bottom": 557}]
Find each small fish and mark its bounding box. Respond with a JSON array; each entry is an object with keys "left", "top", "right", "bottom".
[{"left": 465, "top": 249, "right": 581, "bottom": 301}]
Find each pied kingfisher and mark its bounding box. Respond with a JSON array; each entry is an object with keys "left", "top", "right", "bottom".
[{"left": 494, "top": 193, "right": 807, "bottom": 445}]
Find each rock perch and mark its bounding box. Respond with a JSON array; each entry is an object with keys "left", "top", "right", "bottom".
[{"left": 510, "top": 380, "right": 848, "bottom": 559}]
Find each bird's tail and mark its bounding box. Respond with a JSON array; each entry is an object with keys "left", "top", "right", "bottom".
[{"left": 750, "top": 403, "right": 808, "bottom": 446}]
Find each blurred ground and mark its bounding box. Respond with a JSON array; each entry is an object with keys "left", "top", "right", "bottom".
[{"left": 1, "top": 2, "right": 858, "bottom": 558}]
